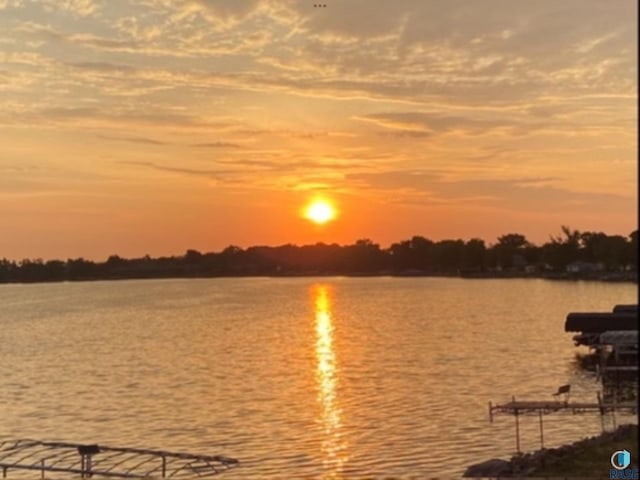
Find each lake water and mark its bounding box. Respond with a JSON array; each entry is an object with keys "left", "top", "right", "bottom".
[{"left": 0, "top": 277, "right": 636, "bottom": 479}]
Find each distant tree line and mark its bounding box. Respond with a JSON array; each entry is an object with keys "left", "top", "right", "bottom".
[{"left": 0, "top": 226, "right": 637, "bottom": 283}]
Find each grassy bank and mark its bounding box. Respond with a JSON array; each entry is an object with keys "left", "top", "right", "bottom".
[
  {"left": 526, "top": 424, "right": 638, "bottom": 477},
  {"left": 465, "top": 424, "right": 639, "bottom": 478}
]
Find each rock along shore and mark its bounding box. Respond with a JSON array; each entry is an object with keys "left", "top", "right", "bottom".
[{"left": 464, "top": 424, "right": 638, "bottom": 478}]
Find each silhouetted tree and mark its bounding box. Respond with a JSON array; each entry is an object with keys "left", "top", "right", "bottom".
[
  {"left": 629, "top": 230, "right": 638, "bottom": 269},
  {"left": 67, "top": 258, "right": 97, "bottom": 280},
  {"left": 579, "top": 231, "right": 608, "bottom": 263},
  {"left": 43, "top": 260, "right": 66, "bottom": 280},
  {"left": 184, "top": 249, "right": 202, "bottom": 263},
  {"left": 432, "top": 239, "right": 465, "bottom": 271},
  {"left": 0, "top": 259, "right": 16, "bottom": 282},
  {"left": 600, "top": 235, "right": 629, "bottom": 270},
  {"left": 493, "top": 233, "right": 530, "bottom": 270},
  {"left": 461, "top": 238, "right": 486, "bottom": 270},
  {"left": 543, "top": 226, "right": 581, "bottom": 270},
  {"left": 389, "top": 239, "right": 413, "bottom": 272},
  {"left": 0, "top": 227, "right": 636, "bottom": 283},
  {"left": 347, "top": 239, "right": 385, "bottom": 273}
]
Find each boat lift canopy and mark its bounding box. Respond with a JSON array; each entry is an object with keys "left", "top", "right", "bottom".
[{"left": 564, "top": 312, "right": 638, "bottom": 333}]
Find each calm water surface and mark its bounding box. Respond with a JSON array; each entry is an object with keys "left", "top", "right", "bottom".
[{"left": 0, "top": 278, "right": 637, "bottom": 479}]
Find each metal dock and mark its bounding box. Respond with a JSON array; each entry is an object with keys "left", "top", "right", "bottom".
[
  {"left": 0, "top": 440, "right": 239, "bottom": 478},
  {"left": 489, "top": 397, "right": 638, "bottom": 419},
  {"left": 488, "top": 305, "right": 638, "bottom": 454},
  {"left": 488, "top": 392, "right": 638, "bottom": 453}
]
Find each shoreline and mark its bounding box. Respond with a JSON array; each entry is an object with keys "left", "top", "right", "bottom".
[
  {"left": 0, "top": 271, "right": 637, "bottom": 285},
  {"left": 464, "top": 424, "right": 639, "bottom": 478}
]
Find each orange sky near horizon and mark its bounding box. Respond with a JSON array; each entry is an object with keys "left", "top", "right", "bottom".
[{"left": 0, "top": 1, "right": 637, "bottom": 261}]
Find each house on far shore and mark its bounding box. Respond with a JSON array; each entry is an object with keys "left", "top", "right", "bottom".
[{"left": 566, "top": 261, "right": 605, "bottom": 274}]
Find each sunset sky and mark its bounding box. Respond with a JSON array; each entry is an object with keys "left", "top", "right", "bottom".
[{"left": 1, "top": 0, "right": 637, "bottom": 261}]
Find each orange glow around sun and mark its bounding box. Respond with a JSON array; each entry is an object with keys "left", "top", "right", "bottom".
[{"left": 304, "top": 198, "right": 337, "bottom": 225}]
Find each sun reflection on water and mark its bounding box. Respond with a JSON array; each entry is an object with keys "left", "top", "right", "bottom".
[{"left": 313, "top": 285, "right": 348, "bottom": 478}]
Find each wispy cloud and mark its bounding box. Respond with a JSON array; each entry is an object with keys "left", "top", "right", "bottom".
[
  {"left": 98, "top": 134, "right": 167, "bottom": 145},
  {"left": 192, "top": 141, "right": 242, "bottom": 149},
  {"left": 41, "top": 0, "right": 100, "bottom": 17},
  {"left": 118, "top": 160, "right": 234, "bottom": 179},
  {"left": 347, "top": 170, "right": 633, "bottom": 212}
]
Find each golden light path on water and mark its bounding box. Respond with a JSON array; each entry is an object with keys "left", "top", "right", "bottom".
[{"left": 313, "top": 285, "right": 348, "bottom": 478}]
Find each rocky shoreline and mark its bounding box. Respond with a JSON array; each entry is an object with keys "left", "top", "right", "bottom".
[{"left": 464, "top": 424, "right": 638, "bottom": 478}]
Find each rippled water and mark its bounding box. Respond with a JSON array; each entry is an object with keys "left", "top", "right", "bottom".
[{"left": 0, "top": 278, "right": 637, "bottom": 479}]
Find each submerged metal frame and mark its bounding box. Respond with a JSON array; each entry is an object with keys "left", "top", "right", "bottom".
[{"left": 0, "top": 440, "right": 238, "bottom": 478}]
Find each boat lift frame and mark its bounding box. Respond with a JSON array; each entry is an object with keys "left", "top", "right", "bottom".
[
  {"left": 488, "top": 393, "right": 638, "bottom": 454},
  {"left": 0, "top": 440, "right": 238, "bottom": 479}
]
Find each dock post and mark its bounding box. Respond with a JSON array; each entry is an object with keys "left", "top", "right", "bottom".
[
  {"left": 77, "top": 444, "right": 100, "bottom": 479},
  {"left": 597, "top": 391, "right": 605, "bottom": 432},
  {"left": 41, "top": 459, "right": 45, "bottom": 479},
  {"left": 162, "top": 455, "right": 167, "bottom": 478},
  {"left": 488, "top": 401, "right": 493, "bottom": 423},
  {"left": 612, "top": 389, "right": 617, "bottom": 429},
  {"left": 513, "top": 395, "right": 521, "bottom": 454},
  {"left": 538, "top": 410, "right": 544, "bottom": 449}
]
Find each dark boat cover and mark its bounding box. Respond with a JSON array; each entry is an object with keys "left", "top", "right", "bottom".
[
  {"left": 564, "top": 312, "right": 638, "bottom": 333},
  {"left": 613, "top": 304, "right": 639, "bottom": 314}
]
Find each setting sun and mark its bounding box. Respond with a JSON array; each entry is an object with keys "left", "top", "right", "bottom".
[{"left": 304, "top": 199, "right": 337, "bottom": 225}]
